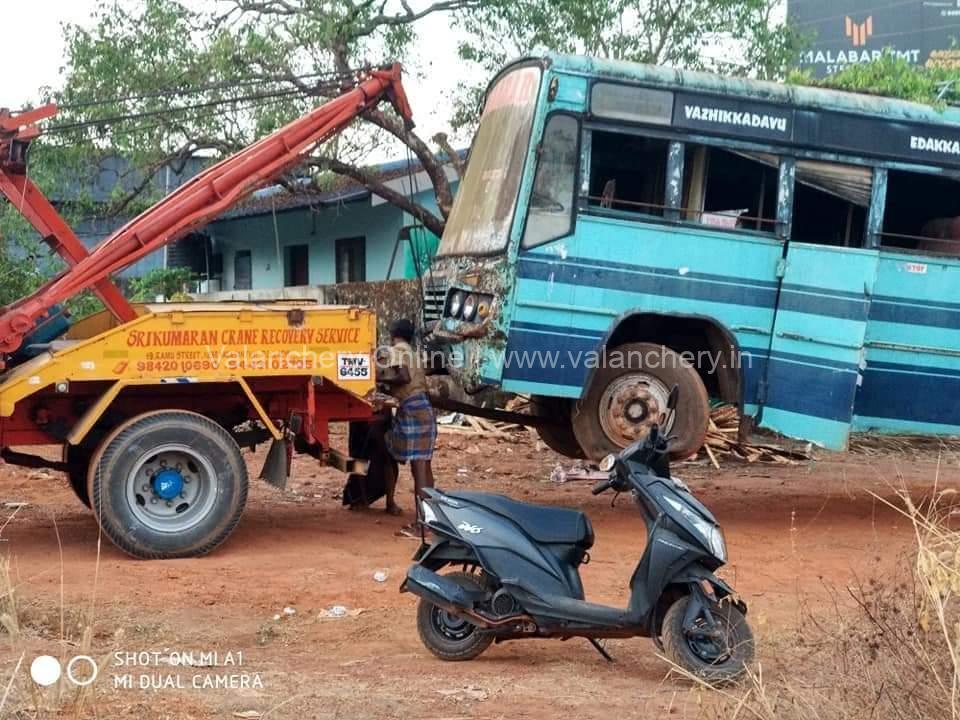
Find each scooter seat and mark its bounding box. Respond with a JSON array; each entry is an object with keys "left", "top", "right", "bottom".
[{"left": 448, "top": 491, "right": 595, "bottom": 548}]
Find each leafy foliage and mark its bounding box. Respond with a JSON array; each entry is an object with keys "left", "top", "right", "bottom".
[
  {"left": 0, "top": 0, "right": 475, "bottom": 316},
  {"left": 129, "top": 267, "right": 197, "bottom": 301},
  {"left": 45, "top": 0, "right": 472, "bottom": 233},
  {"left": 789, "top": 52, "right": 960, "bottom": 107},
  {"left": 0, "top": 0, "right": 809, "bottom": 313},
  {"left": 452, "top": 0, "right": 806, "bottom": 129}
]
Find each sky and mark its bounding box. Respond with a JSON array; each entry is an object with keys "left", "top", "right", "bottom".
[
  {"left": 2, "top": 2, "right": 99, "bottom": 108},
  {"left": 0, "top": 1, "right": 482, "bottom": 155}
]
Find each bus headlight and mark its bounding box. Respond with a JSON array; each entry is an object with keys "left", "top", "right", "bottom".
[
  {"left": 462, "top": 294, "right": 479, "bottom": 321},
  {"left": 447, "top": 290, "right": 465, "bottom": 318}
]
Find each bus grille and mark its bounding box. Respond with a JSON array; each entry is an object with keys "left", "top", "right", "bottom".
[{"left": 423, "top": 281, "right": 448, "bottom": 323}]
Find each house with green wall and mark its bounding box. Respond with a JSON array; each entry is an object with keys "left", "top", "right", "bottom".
[{"left": 185, "top": 157, "right": 457, "bottom": 297}]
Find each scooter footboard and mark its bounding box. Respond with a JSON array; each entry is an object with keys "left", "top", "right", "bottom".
[{"left": 401, "top": 565, "right": 484, "bottom": 611}]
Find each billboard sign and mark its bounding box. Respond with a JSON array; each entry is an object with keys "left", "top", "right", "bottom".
[{"left": 789, "top": 0, "right": 960, "bottom": 77}]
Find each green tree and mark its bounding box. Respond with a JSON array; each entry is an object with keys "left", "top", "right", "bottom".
[
  {"left": 2, "top": 0, "right": 807, "bottom": 314},
  {"left": 45, "top": 0, "right": 479, "bottom": 238},
  {"left": 0, "top": 0, "right": 477, "bottom": 323},
  {"left": 790, "top": 52, "right": 960, "bottom": 106},
  {"left": 130, "top": 267, "right": 197, "bottom": 301},
  {"left": 452, "top": 0, "right": 806, "bottom": 128}
]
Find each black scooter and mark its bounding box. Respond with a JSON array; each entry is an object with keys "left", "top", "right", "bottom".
[{"left": 401, "top": 388, "right": 754, "bottom": 682}]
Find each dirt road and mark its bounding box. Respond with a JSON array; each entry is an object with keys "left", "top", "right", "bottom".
[{"left": 0, "top": 430, "right": 952, "bottom": 719}]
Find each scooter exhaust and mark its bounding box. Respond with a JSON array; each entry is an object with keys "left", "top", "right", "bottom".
[{"left": 402, "top": 566, "right": 532, "bottom": 629}]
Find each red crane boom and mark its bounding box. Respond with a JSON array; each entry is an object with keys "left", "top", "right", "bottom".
[{"left": 0, "top": 64, "right": 413, "bottom": 362}]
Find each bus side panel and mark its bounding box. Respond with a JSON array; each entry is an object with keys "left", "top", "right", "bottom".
[
  {"left": 500, "top": 216, "right": 783, "bottom": 406},
  {"left": 854, "top": 252, "right": 960, "bottom": 434},
  {"left": 497, "top": 262, "right": 579, "bottom": 397},
  {"left": 760, "top": 244, "right": 878, "bottom": 450}
]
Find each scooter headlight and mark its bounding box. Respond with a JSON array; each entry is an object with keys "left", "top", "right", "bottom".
[
  {"left": 421, "top": 500, "right": 438, "bottom": 525},
  {"left": 689, "top": 516, "right": 726, "bottom": 562},
  {"left": 665, "top": 496, "right": 726, "bottom": 562},
  {"left": 598, "top": 454, "right": 616, "bottom": 472},
  {"left": 708, "top": 526, "right": 727, "bottom": 563}
]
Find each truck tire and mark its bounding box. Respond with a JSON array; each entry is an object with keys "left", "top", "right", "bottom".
[
  {"left": 87, "top": 410, "right": 248, "bottom": 560},
  {"left": 64, "top": 445, "right": 93, "bottom": 508},
  {"left": 572, "top": 342, "right": 708, "bottom": 460},
  {"left": 530, "top": 395, "right": 586, "bottom": 459}
]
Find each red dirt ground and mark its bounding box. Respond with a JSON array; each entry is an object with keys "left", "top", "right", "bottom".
[{"left": 0, "top": 430, "right": 954, "bottom": 718}]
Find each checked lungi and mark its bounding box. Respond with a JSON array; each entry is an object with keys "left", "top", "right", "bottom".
[{"left": 385, "top": 391, "right": 437, "bottom": 462}]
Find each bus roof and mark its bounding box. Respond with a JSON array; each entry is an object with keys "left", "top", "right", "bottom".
[{"left": 537, "top": 53, "right": 960, "bottom": 129}]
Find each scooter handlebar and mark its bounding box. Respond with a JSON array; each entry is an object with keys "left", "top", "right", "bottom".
[{"left": 591, "top": 477, "right": 614, "bottom": 495}]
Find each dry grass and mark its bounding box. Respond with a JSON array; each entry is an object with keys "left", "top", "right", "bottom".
[
  {"left": 0, "top": 556, "right": 19, "bottom": 640},
  {"left": 0, "top": 506, "right": 114, "bottom": 719},
  {"left": 698, "top": 486, "right": 960, "bottom": 720}
]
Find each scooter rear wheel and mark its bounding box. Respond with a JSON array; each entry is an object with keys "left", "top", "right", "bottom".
[
  {"left": 662, "top": 595, "right": 754, "bottom": 683},
  {"left": 416, "top": 572, "right": 493, "bottom": 661}
]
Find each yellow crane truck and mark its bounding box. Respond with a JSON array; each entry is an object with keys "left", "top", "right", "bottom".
[{"left": 0, "top": 65, "right": 413, "bottom": 559}]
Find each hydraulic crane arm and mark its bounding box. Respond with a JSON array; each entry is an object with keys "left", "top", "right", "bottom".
[{"left": 0, "top": 64, "right": 413, "bottom": 360}]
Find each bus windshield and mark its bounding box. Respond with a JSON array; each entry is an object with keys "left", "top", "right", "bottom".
[{"left": 438, "top": 66, "right": 541, "bottom": 256}]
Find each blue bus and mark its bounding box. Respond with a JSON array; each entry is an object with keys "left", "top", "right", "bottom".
[{"left": 424, "top": 54, "right": 960, "bottom": 459}]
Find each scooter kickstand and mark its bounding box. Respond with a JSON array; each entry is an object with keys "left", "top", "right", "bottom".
[{"left": 588, "top": 638, "right": 615, "bottom": 663}]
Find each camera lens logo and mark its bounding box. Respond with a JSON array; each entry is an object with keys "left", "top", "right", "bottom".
[
  {"left": 29, "top": 656, "right": 60, "bottom": 687},
  {"left": 30, "top": 655, "right": 98, "bottom": 687}
]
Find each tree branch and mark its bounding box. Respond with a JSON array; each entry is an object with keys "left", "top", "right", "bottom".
[
  {"left": 362, "top": 108, "right": 453, "bottom": 218},
  {"left": 230, "top": 0, "right": 298, "bottom": 16},
  {"left": 432, "top": 132, "right": 465, "bottom": 178},
  {"left": 652, "top": 0, "right": 686, "bottom": 64},
  {"left": 98, "top": 128, "right": 240, "bottom": 218},
  {"left": 353, "top": 0, "right": 482, "bottom": 39},
  {"left": 310, "top": 157, "right": 445, "bottom": 237}
]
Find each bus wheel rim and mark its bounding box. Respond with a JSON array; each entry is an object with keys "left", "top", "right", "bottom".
[
  {"left": 598, "top": 373, "right": 674, "bottom": 447},
  {"left": 125, "top": 444, "right": 219, "bottom": 533}
]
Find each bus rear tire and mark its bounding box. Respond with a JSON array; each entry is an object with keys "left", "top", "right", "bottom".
[
  {"left": 87, "top": 410, "right": 248, "bottom": 560},
  {"left": 531, "top": 396, "right": 585, "bottom": 459},
  {"left": 572, "top": 342, "right": 709, "bottom": 460}
]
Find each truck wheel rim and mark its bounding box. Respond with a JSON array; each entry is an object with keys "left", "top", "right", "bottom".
[
  {"left": 125, "top": 444, "right": 220, "bottom": 533},
  {"left": 598, "top": 373, "right": 675, "bottom": 448}
]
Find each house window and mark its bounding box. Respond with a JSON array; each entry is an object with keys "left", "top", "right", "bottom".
[
  {"left": 284, "top": 244, "right": 309, "bottom": 287},
  {"left": 682, "top": 146, "right": 778, "bottom": 233},
  {"left": 522, "top": 114, "right": 579, "bottom": 249},
  {"left": 335, "top": 236, "right": 366, "bottom": 283},
  {"left": 587, "top": 131, "right": 669, "bottom": 216},
  {"left": 881, "top": 170, "right": 960, "bottom": 256},
  {"left": 233, "top": 250, "right": 252, "bottom": 290}
]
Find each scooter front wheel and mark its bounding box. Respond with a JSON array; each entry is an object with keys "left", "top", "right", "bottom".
[
  {"left": 662, "top": 595, "right": 754, "bottom": 683},
  {"left": 416, "top": 572, "right": 494, "bottom": 661}
]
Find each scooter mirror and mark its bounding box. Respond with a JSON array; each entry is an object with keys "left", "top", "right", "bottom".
[
  {"left": 667, "top": 384, "right": 679, "bottom": 411},
  {"left": 598, "top": 454, "right": 616, "bottom": 472}
]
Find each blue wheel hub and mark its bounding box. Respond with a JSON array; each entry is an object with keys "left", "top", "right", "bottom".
[{"left": 152, "top": 468, "right": 184, "bottom": 501}]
